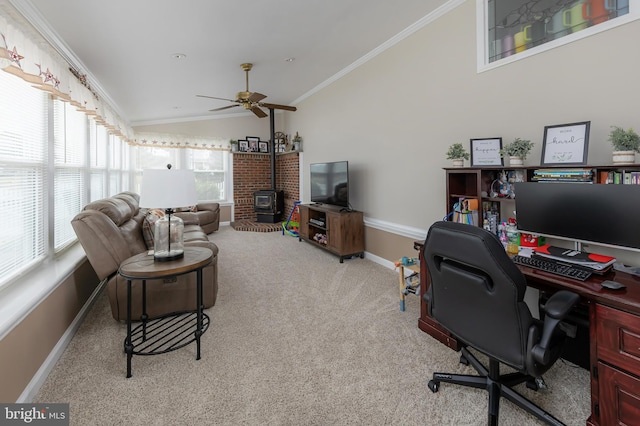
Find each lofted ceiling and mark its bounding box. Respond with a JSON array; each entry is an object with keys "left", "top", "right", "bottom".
[{"left": 12, "top": 0, "right": 450, "bottom": 125}]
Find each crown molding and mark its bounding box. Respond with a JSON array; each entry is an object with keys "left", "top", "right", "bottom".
[{"left": 292, "top": 0, "right": 466, "bottom": 106}]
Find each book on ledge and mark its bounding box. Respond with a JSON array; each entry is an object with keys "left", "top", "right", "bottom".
[{"left": 533, "top": 244, "right": 616, "bottom": 271}]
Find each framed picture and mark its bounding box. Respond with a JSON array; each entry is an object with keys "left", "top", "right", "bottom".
[
  {"left": 246, "top": 136, "right": 259, "bottom": 152},
  {"left": 470, "top": 137, "right": 503, "bottom": 167},
  {"left": 541, "top": 121, "right": 590, "bottom": 165},
  {"left": 258, "top": 141, "right": 269, "bottom": 153},
  {"left": 238, "top": 140, "right": 248, "bottom": 152}
]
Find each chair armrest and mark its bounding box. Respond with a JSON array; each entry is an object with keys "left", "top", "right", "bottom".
[
  {"left": 197, "top": 202, "right": 220, "bottom": 213},
  {"left": 532, "top": 290, "right": 580, "bottom": 365},
  {"left": 543, "top": 290, "right": 580, "bottom": 319}
]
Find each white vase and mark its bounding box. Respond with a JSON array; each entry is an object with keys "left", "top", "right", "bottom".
[
  {"left": 452, "top": 159, "right": 464, "bottom": 168},
  {"left": 509, "top": 156, "right": 524, "bottom": 166},
  {"left": 612, "top": 150, "right": 636, "bottom": 165},
  {"left": 231, "top": 145, "right": 238, "bottom": 152}
]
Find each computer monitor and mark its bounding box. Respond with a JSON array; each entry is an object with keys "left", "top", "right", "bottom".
[{"left": 514, "top": 182, "right": 640, "bottom": 252}]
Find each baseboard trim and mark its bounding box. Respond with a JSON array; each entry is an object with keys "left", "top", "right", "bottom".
[
  {"left": 364, "top": 217, "right": 427, "bottom": 241},
  {"left": 17, "top": 279, "right": 107, "bottom": 403},
  {"left": 364, "top": 251, "right": 397, "bottom": 272}
]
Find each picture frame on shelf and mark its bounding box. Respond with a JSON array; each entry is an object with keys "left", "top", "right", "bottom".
[
  {"left": 470, "top": 137, "right": 503, "bottom": 167},
  {"left": 248, "top": 139, "right": 259, "bottom": 152},
  {"left": 238, "top": 140, "right": 248, "bottom": 152},
  {"left": 541, "top": 121, "right": 590, "bottom": 166},
  {"left": 258, "top": 141, "right": 269, "bottom": 153}
]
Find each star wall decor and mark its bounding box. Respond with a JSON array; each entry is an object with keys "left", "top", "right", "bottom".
[{"left": 9, "top": 46, "right": 23, "bottom": 68}]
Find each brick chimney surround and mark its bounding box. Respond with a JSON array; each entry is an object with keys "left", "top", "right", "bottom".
[{"left": 232, "top": 151, "right": 300, "bottom": 222}]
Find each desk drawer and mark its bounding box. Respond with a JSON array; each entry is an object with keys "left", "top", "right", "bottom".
[{"left": 596, "top": 304, "right": 640, "bottom": 376}]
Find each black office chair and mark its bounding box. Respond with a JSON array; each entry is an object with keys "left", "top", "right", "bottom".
[{"left": 422, "top": 221, "right": 579, "bottom": 426}]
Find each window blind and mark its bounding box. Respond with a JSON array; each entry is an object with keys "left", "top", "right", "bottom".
[
  {"left": 0, "top": 71, "right": 48, "bottom": 285},
  {"left": 53, "top": 100, "right": 87, "bottom": 251}
]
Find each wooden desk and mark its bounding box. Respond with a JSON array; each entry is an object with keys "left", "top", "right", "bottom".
[{"left": 416, "top": 242, "right": 640, "bottom": 426}]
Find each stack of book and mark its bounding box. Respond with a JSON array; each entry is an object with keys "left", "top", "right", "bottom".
[{"left": 532, "top": 168, "right": 594, "bottom": 183}]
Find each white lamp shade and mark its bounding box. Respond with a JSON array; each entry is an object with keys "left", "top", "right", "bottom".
[{"left": 139, "top": 168, "right": 197, "bottom": 209}]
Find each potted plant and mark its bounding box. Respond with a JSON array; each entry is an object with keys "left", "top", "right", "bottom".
[
  {"left": 500, "top": 138, "right": 534, "bottom": 166},
  {"left": 446, "top": 143, "right": 469, "bottom": 167},
  {"left": 292, "top": 132, "right": 302, "bottom": 151},
  {"left": 229, "top": 139, "right": 238, "bottom": 152},
  {"left": 609, "top": 126, "right": 640, "bottom": 165}
]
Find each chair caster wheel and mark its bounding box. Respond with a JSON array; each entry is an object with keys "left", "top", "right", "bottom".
[
  {"left": 428, "top": 380, "right": 440, "bottom": 393},
  {"left": 459, "top": 355, "right": 469, "bottom": 366},
  {"left": 526, "top": 379, "right": 539, "bottom": 391}
]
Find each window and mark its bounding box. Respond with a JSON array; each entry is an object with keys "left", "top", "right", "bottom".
[
  {"left": 133, "top": 146, "right": 228, "bottom": 203},
  {"left": 89, "top": 119, "right": 108, "bottom": 201},
  {"left": 53, "top": 100, "right": 88, "bottom": 251},
  {"left": 186, "top": 149, "right": 227, "bottom": 202},
  {"left": 0, "top": 71, "right": 48, "bottom": 284},
  {"left": 478, "top": 0, "right": 639, "bottom": 70},
  {"left": 0, "top": 70, "right": 136, "bottom": 288}
]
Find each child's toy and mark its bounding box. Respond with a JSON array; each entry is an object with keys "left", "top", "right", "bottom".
[{"left": 282, "top": 201, "right": 301, "bottom": 237}]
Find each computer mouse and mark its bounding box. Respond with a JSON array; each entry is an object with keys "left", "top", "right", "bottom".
[{"left": 601, "top": 280, "right": 626, "bottom": 290}]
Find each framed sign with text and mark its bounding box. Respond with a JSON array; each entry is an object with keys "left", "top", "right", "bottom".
[
  {"left": 470, "top": 137, "right": 503, "bottom": 167},
  {"left": 541, "top": 121, "right": 590, "bottom": 165}
]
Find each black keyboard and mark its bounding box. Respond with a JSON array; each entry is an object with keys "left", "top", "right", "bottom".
[{"left": 512, "top": 255, "right": 593, "bottom": 281}]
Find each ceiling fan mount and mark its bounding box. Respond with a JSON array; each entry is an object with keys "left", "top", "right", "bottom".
[{"left": 197, "top": 63, "right": 296, "bottom": 118}]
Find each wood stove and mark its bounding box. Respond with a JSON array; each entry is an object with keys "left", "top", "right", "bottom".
[{"left": 254, "top": 190, "right": 284, "bottom": 223}]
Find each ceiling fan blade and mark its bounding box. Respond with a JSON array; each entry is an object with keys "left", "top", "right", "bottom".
[
  {"left": 196, "top": 94, "right": 237, "bottom": 103},
  {"left": 250, "top": 106, "right": 268, "bottom": 118},
  {"left": 209, "top": 104, "right": 240, "bottom": 112},
  {"left": 260, "top": 102, "right": 297, "bottom": 112},
  {"left": 248, "top": 92, "right": 267, "bottom": 102}
]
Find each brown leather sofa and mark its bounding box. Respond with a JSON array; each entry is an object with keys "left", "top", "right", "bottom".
[{"left": 71, "top": 191, "right": 219, "bottom": 321}]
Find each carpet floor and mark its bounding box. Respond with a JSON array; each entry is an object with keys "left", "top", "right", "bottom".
[{"left": 34, "top": 226, "right": 590, "bottom": 425}]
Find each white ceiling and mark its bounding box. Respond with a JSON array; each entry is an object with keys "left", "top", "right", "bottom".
[{"left": 13, "top": 0, "right": 450, "bottom": 125}]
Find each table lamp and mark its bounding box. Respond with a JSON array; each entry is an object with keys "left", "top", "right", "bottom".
[{"left": 139, "top": 165, "right": 197, "bottom": 262}]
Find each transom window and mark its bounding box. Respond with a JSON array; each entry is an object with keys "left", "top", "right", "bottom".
[{"left": 478, "top": 0, "right": 638, "bottom": 70}]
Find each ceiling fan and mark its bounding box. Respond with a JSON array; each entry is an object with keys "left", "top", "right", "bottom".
[{"left": 197, "top": 63, "right": 297, "bottom": 118}]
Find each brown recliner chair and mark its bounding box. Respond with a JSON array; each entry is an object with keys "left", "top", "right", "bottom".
[{"left": 71, "top": 191, "right": 218, "bottom": 321}]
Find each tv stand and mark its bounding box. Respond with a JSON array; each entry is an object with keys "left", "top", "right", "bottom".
[{"left": 298, "top": 204, "right": 364, "bottom": 263}]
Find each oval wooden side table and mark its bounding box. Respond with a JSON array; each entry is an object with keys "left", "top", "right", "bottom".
[{"left": 118, "top": 247, "right": 213, "bottom": 378}]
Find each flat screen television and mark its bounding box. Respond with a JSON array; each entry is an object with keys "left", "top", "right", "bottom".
[
  {"left": 514, "top": 182, "right": 640, "bottom": 252},
  {"left": 310, "top": 161, "right": 349, "bottom": 208}
]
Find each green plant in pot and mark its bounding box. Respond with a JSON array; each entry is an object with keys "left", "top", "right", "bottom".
[
  {"left": 500, "top": 138, "right": 533, "bottom": 166},
  {"left": 229, "top": 139, "right": 238, "bottom": 152},
  {"left": 446, "top": 143, "right": 469, "bottom": 167},
  {"left": 609, "top": 126, "right": 640, "bottom": 164},
  {"left": 292, "top": 132, "right": 303, "bottom": 150}
]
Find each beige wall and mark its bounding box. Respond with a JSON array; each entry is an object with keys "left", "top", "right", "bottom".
[
  {"left": 288, "top": 1, "right": 640, "bottom": 235},
  {"left": 0, "top": 260, "right": 99, "bottom": 402}
]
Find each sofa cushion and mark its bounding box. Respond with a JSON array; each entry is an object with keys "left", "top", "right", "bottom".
[{"left": 142, "top": 208, "right": 165, "bottom": 250}]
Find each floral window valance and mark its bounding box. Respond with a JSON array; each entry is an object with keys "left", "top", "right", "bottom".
[{"left": 133, "top": 133, "right": 230, "bottom": 152}]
